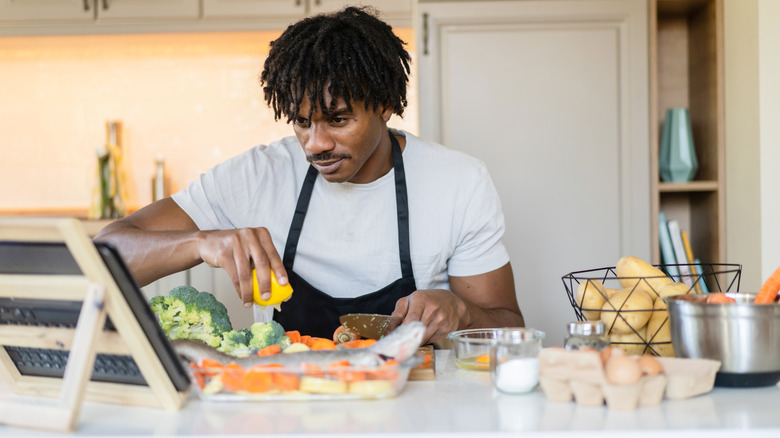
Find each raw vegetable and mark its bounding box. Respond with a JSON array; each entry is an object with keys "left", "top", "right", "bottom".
[
  {"left": 616, "top": 256, "right": 673, "bottom": 299},
  {"left": 333, "top": 325, "right": 361, "bottom": 343},
  {"left": 576, "top": 279, "right": 607, "bottom": 321},
  {"left": 149, "top": 286, "right": 232, "bottom": 347},
  {"left": 705, "top": 293, "right": 736, "bottom": 304},
  {"left": 754, "top": 265, "right": 780, "bottom": 304},
  {"left": 248, "top": 320, "right": 290, "bottom": 351},
  {"left": 218, "top": 329, "right": 252, "bottom": 355}
]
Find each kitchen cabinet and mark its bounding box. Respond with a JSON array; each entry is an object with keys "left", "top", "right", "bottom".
[
  {"left": 649, "top": 0, "right": 725, "bottom": 266},
  {"left": 0, "top": 0, "right": 199, "bottom": 22},
  {"left": 0, "top": 0, "right": 411, "bottom": 35},
  {"left": 416, "top": 0, "right": 650, "bottom": 346}
]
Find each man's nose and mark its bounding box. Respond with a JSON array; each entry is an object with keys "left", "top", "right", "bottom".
[{"left": 304, "top": 124, "right": 335, "bottom": 155}]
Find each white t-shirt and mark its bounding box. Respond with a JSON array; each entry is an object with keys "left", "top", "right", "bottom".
[{"left": 172, "top": 130, "right": 509, "bottom": 298}]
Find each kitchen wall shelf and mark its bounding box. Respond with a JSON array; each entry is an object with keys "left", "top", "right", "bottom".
[
  {"left": 659, "top": 181, "right": 719, "bottom": 192},
  {"left": 649, "top": 0, "right": 725, "bottom": 266}
]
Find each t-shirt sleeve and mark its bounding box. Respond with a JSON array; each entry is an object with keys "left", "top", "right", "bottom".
[
  {"left": 446, "top": 162, "right": 510, "bottom": 277},
  {"left": 171, "top": 149, "right": 257, "bottom": 231}
]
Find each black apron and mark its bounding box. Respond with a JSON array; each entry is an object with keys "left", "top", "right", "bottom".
[{"left": 273, "top": 132, "right": 417, "bottom": 338}]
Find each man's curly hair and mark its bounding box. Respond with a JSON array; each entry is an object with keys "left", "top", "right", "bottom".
[{"left": 260, "top": 6, "right": 411, "bottom": 123}]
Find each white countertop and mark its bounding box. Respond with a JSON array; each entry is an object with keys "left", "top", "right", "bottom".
[{"left": 2, "top": 350, "right": 780, "bottom": 438}]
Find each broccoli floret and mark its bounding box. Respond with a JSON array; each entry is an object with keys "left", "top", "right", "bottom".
[
  {"left": 248, "top": 321, "right": 288, "bottom": 350},
  {"left": 191, "top": 290, "right": 232, "bottom": 335},
  {"left": 149, "top": 295, "right": 188, "bottom": 332},
  {"left": 218, "top": 328, "right": 252, "bottom": 355},
  {"left": 168, "top": 285, "right": 199, "bottom": 307},
  {"left": 149, "top": 286, "right": 233, "bottom": 348}
]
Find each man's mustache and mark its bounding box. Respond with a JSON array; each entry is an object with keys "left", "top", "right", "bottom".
[{"left": 306, "top": 152, "right": 351, "bottom": 163}]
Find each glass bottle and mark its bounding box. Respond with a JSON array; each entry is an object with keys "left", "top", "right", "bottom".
[{"left": 564, "top": 321, "right": 609, "bottom": 351}]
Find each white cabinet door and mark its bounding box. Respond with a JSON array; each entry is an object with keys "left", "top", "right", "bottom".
[
  {"left": 97, "top": 0, "right": 199, "bottom": 20},
  {"left": 310, "top": 0, "right": 412, "bottom": 26},
  {"left": 0, "top": 0, "right": 94, "bottom": 21},
  {"left": 417, "top": 0, "right": 650, "bottom": 346},
  {"left": 202, "top": 0, "right": 305, "bottom": 20}
]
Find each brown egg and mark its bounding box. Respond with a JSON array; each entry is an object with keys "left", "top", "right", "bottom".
[
  {"left": 605, "top": 355, "right": 642, "bottom": 385},
  {"left": 637, "top": 354, "right": 664, "bottom": 376}
]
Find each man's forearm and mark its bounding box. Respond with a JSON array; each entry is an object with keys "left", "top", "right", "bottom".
[
  {"left": 95, "top": 221, "right": 202, "bottom": 287},
  {"left": 463, "top": 303, "right": 525, "bottom": 330}
]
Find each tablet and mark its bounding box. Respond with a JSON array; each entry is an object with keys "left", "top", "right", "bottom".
[{"left": 0, "top": 240, "right": 190, "bottom": 392}]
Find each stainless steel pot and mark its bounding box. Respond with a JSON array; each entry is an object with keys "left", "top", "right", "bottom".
[{"left": 666, "top": 293, "right": 780, "bottom": 387}]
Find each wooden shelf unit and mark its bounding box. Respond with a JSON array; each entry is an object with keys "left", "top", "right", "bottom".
[{"left": 649, "top": 0, "right": 725, "bottom": 265}]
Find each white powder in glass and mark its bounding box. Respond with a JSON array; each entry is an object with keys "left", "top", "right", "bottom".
[{"left": 494, "top": 357, "right": 539, "bottom": 393}]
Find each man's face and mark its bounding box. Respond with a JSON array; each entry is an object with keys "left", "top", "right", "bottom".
[{"left": 293, "top": 90, "right": 393, "bottom": 184}]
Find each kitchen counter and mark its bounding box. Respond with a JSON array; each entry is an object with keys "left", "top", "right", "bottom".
[{"left": 1, "top": 350, "right": 779, "bottom": 438}]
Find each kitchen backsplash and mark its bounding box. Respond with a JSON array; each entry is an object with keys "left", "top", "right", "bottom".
[{"left": 0, "top": 29, "right": 418, "bottom": 215}]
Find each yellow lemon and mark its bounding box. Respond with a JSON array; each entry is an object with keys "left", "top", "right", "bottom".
[{"left": 252, "top": 269, "right": 293, "bottom": 309}]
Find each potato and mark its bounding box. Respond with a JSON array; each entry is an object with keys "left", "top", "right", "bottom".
[
  {"left": 576, "top": 279, "right": 608, "bottom": 321},
  {"left": 609, "top": 327, "right": 648, "bottom": 355},
  {"left": 645, "top": 299, "right": 675, "bottom": 356},
  {"left": 656, "top": 282, "right": 695, "bottom": 304},
  {"left": 615, "top": 256, "right": 673, "bottom": 299},
  {"left": 601, "top": 289, "right": 653, "bottom": 334},
  {"left": 606, "top": 287, "right": 652, "bottom": 304}
]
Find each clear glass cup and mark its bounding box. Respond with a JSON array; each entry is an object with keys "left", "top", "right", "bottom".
[{"left": 489, "top": 328, "right": 545, "bottom": 394}]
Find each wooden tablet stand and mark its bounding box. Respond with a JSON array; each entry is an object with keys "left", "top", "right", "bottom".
[{"left": 0, "top": 218, "right": 188, "bottom": 432}]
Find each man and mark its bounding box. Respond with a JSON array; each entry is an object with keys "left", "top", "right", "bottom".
[{"left": 96, "top": 6, "right": 523, "bottom": 344}]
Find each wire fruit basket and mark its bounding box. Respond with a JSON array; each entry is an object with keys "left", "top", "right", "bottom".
[{"left": 561, "top": 263, "right": 742, "bottom": 356}]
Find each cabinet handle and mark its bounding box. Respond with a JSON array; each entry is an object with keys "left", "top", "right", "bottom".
[
  {"left": 102, "top": 0, "right": 109, "bottom": 10},
  {"left": 314, "top": 0, "right": 321, "bottom": 5},
  {"left": 295, "top": 0, "right": 301, "bottom": 6},
  {"left": 422, "top": 13, "right": 429, "bottom": 56},
  {"left": 83, "top": 0, "right": 90, "bottom": 11}
]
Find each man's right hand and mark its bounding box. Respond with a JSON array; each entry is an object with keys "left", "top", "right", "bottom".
[{"left": 195, "top": 227, "right": 288, "bottom": 307}]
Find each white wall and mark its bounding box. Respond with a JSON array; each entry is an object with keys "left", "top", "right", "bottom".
[{"left": 724, "top": 0, "right": 780, "bottom": 289}]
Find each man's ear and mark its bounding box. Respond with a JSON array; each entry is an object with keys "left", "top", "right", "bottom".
[{"left": 380, "top": 104, "right": 394, "bottom": 123}]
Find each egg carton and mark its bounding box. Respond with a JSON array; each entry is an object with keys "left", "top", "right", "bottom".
[{"left": 538, "top": 348, "right": 721, "bottom": 410}]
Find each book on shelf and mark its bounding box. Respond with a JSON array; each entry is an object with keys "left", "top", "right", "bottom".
[
  {"left": 658, "top": 211, "right": 680, "bottom": 280},
  {"left": 665, "top": 219, "right": 693, "bottom": 287},
  {"left": 681, "top": 230, "right": 704, "bottom": 294}
]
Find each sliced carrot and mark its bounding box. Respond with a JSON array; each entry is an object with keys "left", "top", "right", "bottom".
[
  {"left": 755, "top": 266, "right": 780, "bottom": 304},
  {"left": 302, "top": 363, "right": 324, "bottom": 377},
  {"left": 285, "top": 330, "right": 301, "bottom": 344},
  {"left": 309, "top": 338, "right": 337, "bottom": 350},
  {"left": 272, "top": 372, "right": 300, "bottom": 391},
  {"left": 199, "top": 358, "right": 224, "bottom": 368},
  {"left": 257, "top": 344, "right": 282, "bottom": 356},
  {"left": 221, "top": 363, "right": 246, "bottom": 392},
  {"left": 706, "top": 292, "right": 736, "bottom": 304},
  {"left": 300, "top": 335, "right": 312, "bottom": 347},
  {"left": 241, "top": 368, "right": 273, "bottom": 393},
  {"left": 339, "top": 339, "right": 377, "bottom": 349}
]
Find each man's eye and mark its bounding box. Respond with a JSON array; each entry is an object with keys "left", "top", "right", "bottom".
[
  {"left": 294, "top": 117, "right": 310, "bottom": 126},
  {"left": 330, "top": 117, "right": 347, "bottom": 125}
]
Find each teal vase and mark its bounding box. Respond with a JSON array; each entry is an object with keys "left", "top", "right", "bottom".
[{"left": 659, "top": 108, "right": 698, "bottom": 182}]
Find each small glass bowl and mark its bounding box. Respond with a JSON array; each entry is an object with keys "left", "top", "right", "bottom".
[{"left": 448, "top": 328, "right": 507, "bottom": 371}]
